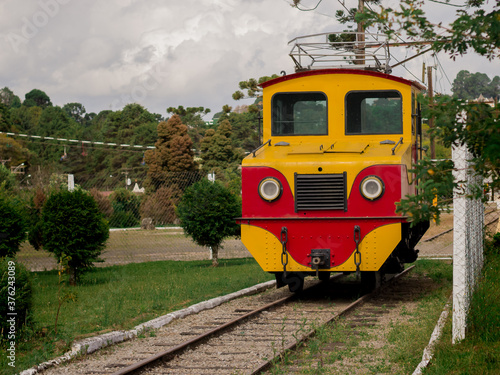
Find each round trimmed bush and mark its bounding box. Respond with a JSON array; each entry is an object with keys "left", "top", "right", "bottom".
[
  {"left": 42, "top": 189, "right": 109, "bottom": 284},
  {"left": 176, "top": 179, "right": 241, "bottom": 266}
]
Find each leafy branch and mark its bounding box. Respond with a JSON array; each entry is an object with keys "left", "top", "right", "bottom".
[
  {"left": 232, "top": 75, "right": 279, "bottom": 101},
  {"left": 397, "top": 158, "right": 455, "bottom": 225},
  {"left": 359, "top": 0, "right": 499, "bottom": 59}
]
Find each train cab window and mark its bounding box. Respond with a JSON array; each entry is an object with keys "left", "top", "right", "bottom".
[
  {"left": 272, "top": 92, "right": 327, "bottom": 136},
  {"left": 345, "top": 90, "right": 402, "bottom": 135}
]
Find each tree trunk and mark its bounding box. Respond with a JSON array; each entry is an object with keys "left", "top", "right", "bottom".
[
  {"left": 69, "top": 267, "right": 76, "bottom": 286},
  {"left": 211, "top": 245, "right": 219, "bottom": 267}
]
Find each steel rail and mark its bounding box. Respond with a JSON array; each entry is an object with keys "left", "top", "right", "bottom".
[
  {"left": 250, "top": 265, "right": 416, "bottom": 374},
  {"left": 423, "top": 213, "right": 498, "bottom": 243},
  {"left": 110, "top": 274, "right": 344, "bottom": 375}
]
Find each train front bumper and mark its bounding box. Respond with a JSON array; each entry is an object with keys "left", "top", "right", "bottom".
[{"left": 238, "top": 218, "right": 402, "bottom": 273}]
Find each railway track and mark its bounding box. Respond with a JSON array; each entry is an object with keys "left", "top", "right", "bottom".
[{"left": 95, "top": 269, "right": 411, "bottom": 375}]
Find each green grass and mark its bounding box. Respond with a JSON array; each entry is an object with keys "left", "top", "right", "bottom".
[
  {"left": 269, "top": 259, "right": 454, "bottom": 374},
  {"left": 424, "top": 240, "right": 500, "bottom": 374},
  {"left": 0, "top": 258, "right": 273, "bottom": 374}
]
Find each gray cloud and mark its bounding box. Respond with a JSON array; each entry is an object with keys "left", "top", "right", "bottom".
[{"left": 0, "top": 0, "right": 497, "bottom": 118}]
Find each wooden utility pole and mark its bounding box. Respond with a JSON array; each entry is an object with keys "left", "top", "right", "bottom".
[
  {"left": 427, "top": 66, "right": 436, "bottom": 159},
  {"left": 356, "top": 0, "right": 365, "bottom": 65}
]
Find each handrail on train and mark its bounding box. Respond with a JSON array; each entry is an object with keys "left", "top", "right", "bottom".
[
  {"left": 252, "top": 139, "right": 272, "bottom": 157},
  {"left": 288, "top": 32, "right": 392, "bottom": 74}
]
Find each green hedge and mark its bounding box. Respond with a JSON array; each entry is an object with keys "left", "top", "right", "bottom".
[
  {"left": 0, "top": 258, "right": 32, "bottom": 340},
  {"left": 0, "top": 196, "right": 27, "bottom": 258}
]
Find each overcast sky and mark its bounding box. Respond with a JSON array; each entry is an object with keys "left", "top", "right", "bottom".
[{"left": 0, "top": 0, "right": 498, "bottom": 120}]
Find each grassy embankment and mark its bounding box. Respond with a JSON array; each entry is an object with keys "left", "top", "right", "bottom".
[
  {"left": 268, "top": 259, "right": 455, "bottom": 374},
  {"left": 267, "top": 239, "right": 500, "bottom": 374},
  {"left": 0, "top": 257, "right": 274, "bottom": 375},
  {"left": 425, "top": 235, "right": 500, "bottom": 374}
]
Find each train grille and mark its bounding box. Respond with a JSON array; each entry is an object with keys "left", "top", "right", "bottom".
[{"left": 294, "top": 172, "right": 347, "bottom": 211}]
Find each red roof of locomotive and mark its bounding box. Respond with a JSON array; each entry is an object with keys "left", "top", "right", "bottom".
[{"left": 260, "top": 68, "right": 426, "bottom": 91}]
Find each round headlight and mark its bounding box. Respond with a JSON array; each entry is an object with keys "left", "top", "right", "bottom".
[
  {"left": 258, "top": 177, "right": 282, "bottom": 202},
  {"left": 360, "top": 176, "right": 384, "bottom": 201}
]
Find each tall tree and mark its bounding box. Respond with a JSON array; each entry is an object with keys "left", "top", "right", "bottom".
[
  {"left": 10, "top": 105, "right": 43, "bottom": 133},
  {"left": 63, "top": 102, "right": 87, "bottom": 125},
  {"left": 27, "top": 106, "right": 78, "bottom": 166},
  {"left": 24, "top": 89, "right": 52, "bottom": 109},
  {"left": 0, "top": 103, "right": 12, "bottom": 132},
  {"left": 200, "top": 119, "right": 243, "bottom": 175},
  {"left": 0, "top": 87, "right": 21, "bottom": 108},
  {"left": 167, "top": 106, "right": 212, "bottom": 151},
  {"left": 452, "top": 70, "right": 500, "bottom": 100},
  {"left": 227, "top": 108, "right": 261, "bottom": 152},
  {"left": 167, "top": 106, "right": 211, "bottom": 126},
  {"left": 144, "top": 114, "right": 197, "bottom": 191}
]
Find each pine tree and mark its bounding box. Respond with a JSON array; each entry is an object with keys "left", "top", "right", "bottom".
[
  {"left": 144, "top": 114, "right": 198, "bottom": 191},
  {"left": 200, "top": 119, "right": 243, "bottom": 175}
]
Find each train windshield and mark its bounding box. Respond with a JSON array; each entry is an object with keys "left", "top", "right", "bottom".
[
  {"left": 345, "top": 90, "right": 402, "bottom": 135},
  {"left": 272, "top": 92, "right": 327, "bottom": 136}
]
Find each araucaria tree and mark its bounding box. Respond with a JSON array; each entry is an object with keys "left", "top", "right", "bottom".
[
  {"left": 176, "top": 179, "right": 241, "bottom": 267},
  {"left": 41, "top": 189, "right": 109, "bottom": 285}
]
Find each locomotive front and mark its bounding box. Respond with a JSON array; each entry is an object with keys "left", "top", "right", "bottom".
[{"left": 237, "top": 69, "right": 429, "bottom": 292}]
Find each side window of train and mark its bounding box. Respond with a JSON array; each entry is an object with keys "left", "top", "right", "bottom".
[
  {"left": 345, "top": 90, "right": 402, "bottom": 135},
  {"left": 271, "top": 92, "right": 328, "bottom": 136}
]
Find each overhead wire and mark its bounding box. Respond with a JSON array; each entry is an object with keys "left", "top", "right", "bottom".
[
  {"left": 362, "top": 1, "right": 429, "bottom": 84},
  {"left": 0, "top": 131, "right": 155, "bottom": 152},
  {"left": 9, "top": 139, "right": 148, "bottom": 155},
  {"left": 434, "top": 53, "right": 453, "bottom": 94},
  {"left": 428, "top": 0, "right": 466, "bottom": 7}
]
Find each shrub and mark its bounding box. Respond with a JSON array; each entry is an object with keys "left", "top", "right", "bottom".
[
  {"left": 109, "top": 188, "right": 141, "bottom": 228},
  {"left": 176, "top": 179, "right": 241, "bottom": 266},
  {"left": 109, "top": 211, "right": 138, "bottom": 228},
  {"left": 0, "top": 195, "right": 27, "bottom": 258},
  {"left": 42, "top": 189, "right": 109, "bottom": 285},
  {"left": 140, "top": 186, "right": 180, "bottom": 226},
  {"left": 0, "top": 258, "right": 33, "bottom": 339},
  {"left": 89, "top": 188, "right": 113, "bottom": 219}
]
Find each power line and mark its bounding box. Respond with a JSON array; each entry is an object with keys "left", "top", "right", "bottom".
[
  {"left": 434, "top": 53, "right": 453, "bottom": 93},
  {"left": 0, "top": 131, "right": 155, "bottom": 150},
  {"left": 428, "top": 0, "right": 466, "bottom": 7}
]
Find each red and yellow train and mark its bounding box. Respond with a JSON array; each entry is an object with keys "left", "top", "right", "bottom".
[{"left": 237, "top": 67, "right": 429, "bottom": 292}]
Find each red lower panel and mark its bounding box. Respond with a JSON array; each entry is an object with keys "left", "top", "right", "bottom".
[{"left": 243, "top": 218, "right": 402, "bottom": 268}]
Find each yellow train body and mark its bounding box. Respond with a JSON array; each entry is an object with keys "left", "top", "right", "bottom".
[{"left": 238, "top": 69, "right": 428, "bottom": 281}]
